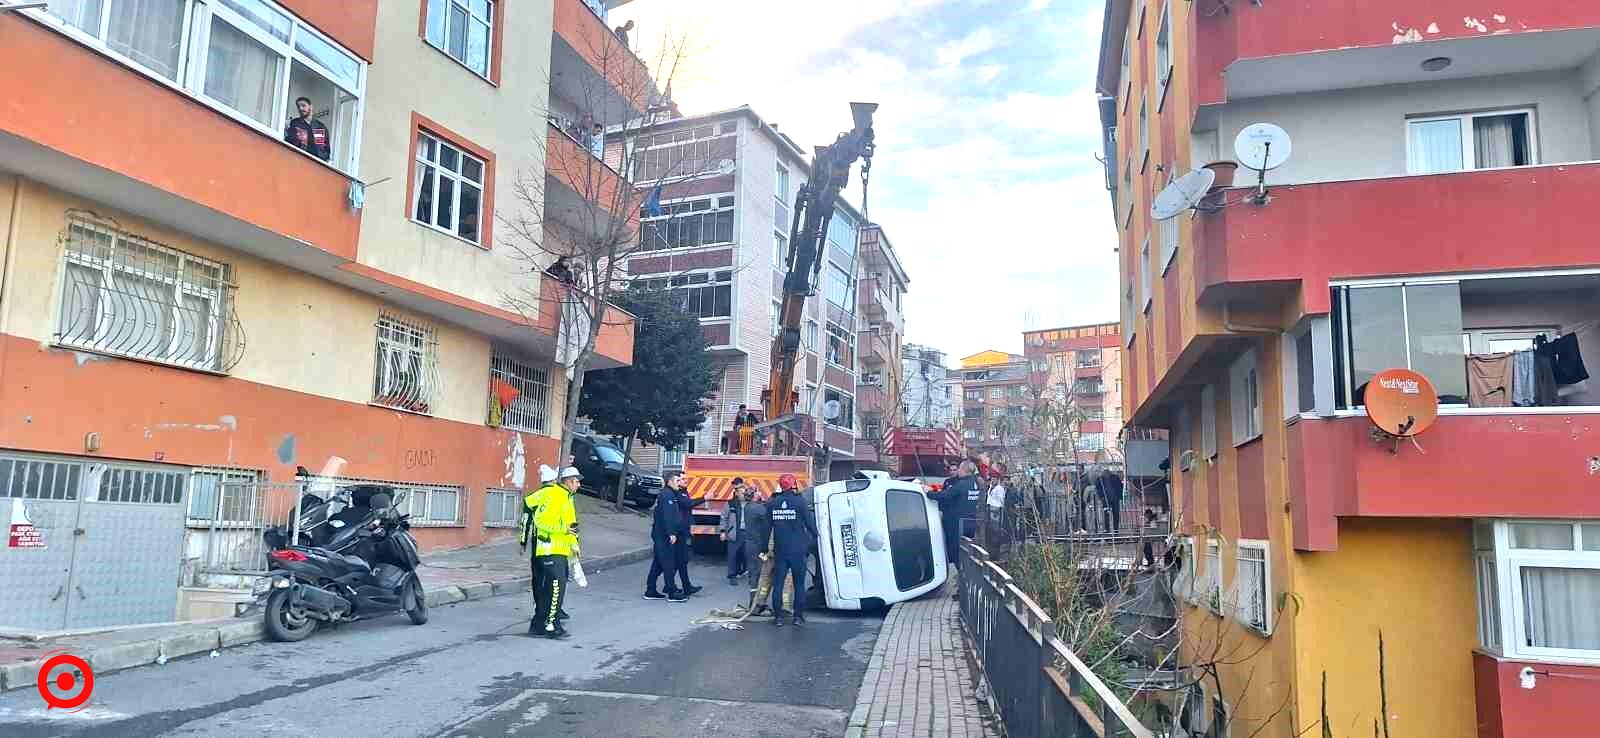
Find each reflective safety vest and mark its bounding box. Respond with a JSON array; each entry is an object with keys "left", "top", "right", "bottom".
[
  {"left": 533, "top": 485, "right": 578, "bottom": 557},
  {"left": 518, "top": 483, "right": 561, "bottom": 547}
]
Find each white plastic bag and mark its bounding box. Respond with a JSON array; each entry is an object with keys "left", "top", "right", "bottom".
[{"left": 571, "top": 557, "right": 589, "bottom": 588}]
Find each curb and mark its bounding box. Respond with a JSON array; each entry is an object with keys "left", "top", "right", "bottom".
[{"left": 0, "top": 545, "right": 654, "bottom": 693}]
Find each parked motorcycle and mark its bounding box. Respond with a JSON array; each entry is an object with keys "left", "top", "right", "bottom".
[{"left": 259, "top": 490, "right": 429, "bottom": 642}]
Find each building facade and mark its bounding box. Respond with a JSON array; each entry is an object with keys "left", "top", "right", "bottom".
[
  {"left": 956, "top": 351, "right": 1031, "bottom": 462},
  {"left": 901, "top": 344, "right": 956, "bottom": 429},
  {"left": 1101, "top": 1, "right": 1600, "bottom": 736},
  {"left": 852, "top": 223, "right": 910, "bottom": 469},
  {"left": 1022, "top": 322, "right": 1123, "bottom": 463},
  {"left": 619, "top": 106, "right": 864, "bottom": 475},
  {"left": 0, "top": 0, "right": 640, "bottom": 629}
]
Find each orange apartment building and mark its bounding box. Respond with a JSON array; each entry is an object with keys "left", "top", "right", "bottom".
[
  {"left": 0, "top": 0, "right": 641, "bottom": 630},
  {"left": 1101, "top": 0, "right": 1600, "bottom": 736}
]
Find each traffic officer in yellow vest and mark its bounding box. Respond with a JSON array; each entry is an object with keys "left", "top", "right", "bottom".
[
  {"left": 519, "top": 465, "right": 566, "bottom": 623},
  {"left": 530, "top": 466, "right": 581, "bottom": 638}
]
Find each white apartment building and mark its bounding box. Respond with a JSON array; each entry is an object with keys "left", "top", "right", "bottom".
[{"left": 900, "top": 344, "right": 955, "bottom": 429}]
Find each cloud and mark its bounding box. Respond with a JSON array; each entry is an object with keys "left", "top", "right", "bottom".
[
  {"left": 1029, "top": 0, "right": 1056, "bottom": 11},
  {"left": 935, "top": 27, "right": 998, "bottom": 69}
]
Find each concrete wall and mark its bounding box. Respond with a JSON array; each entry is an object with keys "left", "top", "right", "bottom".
[
  {"left": 355, "top": 0, "right": 555, "bottom": 310},
  {"left": 1198, "top": 70, "right": 1597, "bottom": 186}
]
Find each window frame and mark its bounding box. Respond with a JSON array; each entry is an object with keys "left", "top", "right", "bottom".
[
  {"left": 404, "top": 482, "right": 464, "bottom": 526},
  {"left": 483, "top": 488, "right": 521, "bottom": 527},
  {"left": 1230, "top": 349, "right": 1261, "bottom": 446},
  {"left": 1204, "top": 539, "right": 1224, "bottom": 614},
  {"left": 1155, "top": 2, "right": 1174, "bottom": 109},
  {"left": 825, "top": 320, "right": 856, "bottom": 369},
  {"left": 823, "top": 386, "right": 855, "bottom": 430},
  {"left": 407, "top": 114, "right": 496, "bottom": 249},
  {"left": 488, "top": 348, "right": 552, "bottom": 435},
  {"left": 26, "top": 0, "right": 368, "bottom": 175},
  {"left": 421, "top": 0, "right": 502, "bottom": 83},
  {"left": 1404, "top": 108, "right": 1538, "bottom": 175},
  {"left": 1159, "top": 177, "right": 1180, "bottom": 274},
  {"left": 1235, "top": 540, "right": 1272, "bottom": 635},
  {"left": 186, "top": 467, "right": 262, "bottom": 527},
  {"left": 1140, "top": 237, "right": 1153, "bottom": 313},
  {"left": 1479, "top": 519, "right": 1600, "bottom": 664},
  {"left": 1200, "top": 383, "right": 1218, "bottom": 460},
  {"left": 372, "top": 313, "right": 441, "bottom": 415},
  {"left": 634, "top": 269, "right": 734, "bottom": 319}
]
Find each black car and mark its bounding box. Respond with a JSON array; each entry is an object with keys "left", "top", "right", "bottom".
[{"left": 571, "top": 434, "right": 664, "bottom": 508}]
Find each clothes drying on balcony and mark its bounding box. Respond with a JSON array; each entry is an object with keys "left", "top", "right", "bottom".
[
  {"left": 1467, "top": 353, "right": 1514, "bottom": 408},
  {"left": 1538, "top": 332, "right": 1590, "bottom": 386}
]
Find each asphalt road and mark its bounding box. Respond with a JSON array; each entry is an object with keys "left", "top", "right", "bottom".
[{"left": 0, "top": 559, "right": 883, "bottom": 738}]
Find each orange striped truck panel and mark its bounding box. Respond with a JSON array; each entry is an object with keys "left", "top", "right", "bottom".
[{"left": 682, "top": 454, "right": 812, "bottom": 540}]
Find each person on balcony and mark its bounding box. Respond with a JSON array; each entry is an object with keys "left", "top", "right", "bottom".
[
  {"left": 284, "top": 97, "right": 331, "bottom": 162},
  {"left": 735, "top": 405, "right": 756, "bottom": 454}
]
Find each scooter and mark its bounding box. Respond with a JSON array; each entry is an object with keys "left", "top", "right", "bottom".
[{"left": 259, "top": 491, "right": 429, "bottom": 642}]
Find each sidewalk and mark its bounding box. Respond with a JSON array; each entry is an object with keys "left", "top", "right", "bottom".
[
  {"left": 847, "top": 582, "right": 998, "bottom": 738},
  {"left": 0, "top": 495, "right": 653, "bottom": 693}
]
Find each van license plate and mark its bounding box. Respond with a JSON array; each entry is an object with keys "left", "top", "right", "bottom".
[{"left": 840, "top": 523, "right": 858, "bottom": 568}]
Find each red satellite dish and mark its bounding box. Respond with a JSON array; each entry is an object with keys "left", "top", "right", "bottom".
[{"left": 1365, "top": 368, "right": 1439, "bottom": 437}]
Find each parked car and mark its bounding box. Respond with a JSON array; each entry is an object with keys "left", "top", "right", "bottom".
[{"left": 571, "top": 434, "right": 664, "bottom": 508}]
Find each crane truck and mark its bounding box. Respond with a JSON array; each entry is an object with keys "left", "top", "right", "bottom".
[{"left": 681, "top": 103, "right": 948, "bottom": 609}]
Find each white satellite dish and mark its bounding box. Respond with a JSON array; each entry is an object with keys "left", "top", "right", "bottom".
[
  {"left": 715, "top": 158, "right": 736, "bottom": 176},
  {"left": 1234, "top": 123, "right": 1292, "bottom": 172},
  {"left": 1151, "top": 168, "right": 1216, "bottom": 220},
  {"left": 822, "top": 399, "right": 842, "bottom": 421}
]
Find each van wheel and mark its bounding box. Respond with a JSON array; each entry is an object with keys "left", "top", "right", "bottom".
[
  {"left": 404, "top": 578, "right": 429, "bottom": 625},
  {"left": 264, "top": 589, "right": 316, "bottom": 642}
]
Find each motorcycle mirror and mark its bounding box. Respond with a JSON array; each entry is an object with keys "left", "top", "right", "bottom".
[{"left": 329, "top": 519, "right": 346, "bottom": 528}]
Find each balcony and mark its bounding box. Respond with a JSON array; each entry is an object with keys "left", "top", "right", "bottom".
[
  {"left": 859, "top": 330, "right": 892, "bottom": 367},
  {"left": 856, "top": 384, "right": 886, "bottom": 414},
  {"left": 1192, "top": 1, "right": 1600, "bottom": 106},
  {"left": 544, "top": 121, "right": 634, "bottom": 238},
  {"left": 0, "top": 9, "right": 365, "bottom": 264},
  {"left": 858, "top": 277, "right": 893, "bottom": 319},
  {"left": 1196, "top": 162, "right": 1600, "bottom": 315},
  {"left": 1286, "top": 410, "right": 1600, "bottom": 551},
  {"left": 551, "top": 0, "right": 654, "bottom": 124}
]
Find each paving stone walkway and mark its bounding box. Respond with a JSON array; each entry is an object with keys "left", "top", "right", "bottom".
[{"left": 847, "top": 584, "right": 998, "bottom": 738}]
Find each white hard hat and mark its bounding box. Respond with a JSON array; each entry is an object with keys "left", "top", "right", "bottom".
[
  {"left": 539, "top": 465, "right": 557, "bottom": 483},
  {"left": 559, "top": 466, "right": 582, "bottom": 480}
]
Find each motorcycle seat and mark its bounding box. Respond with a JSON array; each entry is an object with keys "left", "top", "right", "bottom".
[{"left": 334, "top": 552, "right": 372, "bottom": 571}]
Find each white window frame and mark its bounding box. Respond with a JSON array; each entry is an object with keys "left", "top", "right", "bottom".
[
  {"left": 373, "top": 314, "right": 440, "bottom": 414},
  {"left": 989, "top": 387, "right": 1005, "bottom": 400},
  {"left": 1204, "top": 539, "right": 1223, "bottom": 613},
  {"left": 483, "top": 488, "right": 521, "bottom": 527},
  {"left": 1159, "top": 187, "right": 1180, "bottom": 274},
  {"left": 56, "top": 218, "right": 232, "bottom": 372},
  {"left": 805, "top": 319, "right": 820, "bottom": 351},
  {"left": 1405, "top": 108, "right": 1538, "bottom": 175},
  {"left": 825, "top": 320, "right": 855, "bottom": 369},
  {"left": 633, "top": 124, "right": 735, "bottom": 182},
  {"left": 489, "top": 348, "right": 551, "bottom": 435},
  {"left": 186, "top": 467, "right": 261, "bottom": 527},
  {"left": 1140, "top": 237, "right": 1152, "bottom": 313},
  {"left": 404, "top": 483, "right": 463, "bottom": 526},
  {"left": 823, "top": 386, "right": 855, "bottom": 430},
  {"left": 826, "top": 261, "right": 853, "bottom": 309},
  {"left": 28, "top": 0, "right": 367, "bottom": 176},
  {"left": 423, "top": 0, "right": 496, "bottom": 79},
  {"left": 413, "top": 131, "right": 488, "bottom": 245},
  {"left": 1480, "top": 520, "right": 1600, "bottom": 664},
  {"left": 1155, "top": 2, "right": 1173, "bottom": 106},
  {"left": 1200, "top": 384, "right": 1218, "bottom": 460},
  {"left": 774, "top": 230, "right": 788, "bottom": 268},
  {"left": 1229, "top": 349, "right": 1261, "bottom": 446},
  {"left": 639, "top": 193, "right": 736, "bottom": 252},
  {"left": 1124, "top": 283, "right": 1137, "bottom": 347},
  {"left": 1176, "top": 537, "right": 1198, "bottom": 604},
  {"left": 1138, "top": 96, "right": 1149, "bottom": 163},
  {"left": 634, "top": 269, "right": 734, "bottom": 319},
  {"left": 1235, "top": 540, "right": 1272, "bottom": 635}
]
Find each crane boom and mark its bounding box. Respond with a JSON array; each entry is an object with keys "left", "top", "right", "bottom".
[{"left": 762, "top": 102, "right": 877, "bottom": 438}]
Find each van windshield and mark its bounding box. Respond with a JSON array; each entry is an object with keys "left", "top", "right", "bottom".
[{"left": 885, "top": 489, "right": 936, "bottom": 591}]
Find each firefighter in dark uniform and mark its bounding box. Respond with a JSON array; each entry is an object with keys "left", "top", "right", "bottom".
[
  {"left": 530, "top": 466, "right": 581, "bottom": 638},
  {"left": 767, "top": 473, "right": 818, "bottom": 627}
]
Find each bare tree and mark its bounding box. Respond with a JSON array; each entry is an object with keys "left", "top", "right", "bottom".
[{"left": 497, "top": 24, "right": 714, "bottom": 463}]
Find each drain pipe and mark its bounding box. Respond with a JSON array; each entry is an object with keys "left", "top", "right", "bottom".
[{"left": 1223, "top": 301, "right": 1279, "bottom": 335}]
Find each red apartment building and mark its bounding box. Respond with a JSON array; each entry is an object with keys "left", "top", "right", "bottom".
[{"left": 1022, "top": 322, "right": 1123, "bottom": 463}]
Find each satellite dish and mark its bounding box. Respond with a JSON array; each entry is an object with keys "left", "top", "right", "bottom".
[
  {"left": 822, "top": 399, "right": 842, "bottom": 421},
  {"left": 1152, "top": 168, "right": 1216, "bottom": 220},
  {"left": 1365, "top": 368, "right": 1439, "bottom": 437},
  {"left": 1234, "top": 123, "right": 1292, "bottom": 171},
  {"left": 716, "top": 158, "right": 736, "bottom": 176}
]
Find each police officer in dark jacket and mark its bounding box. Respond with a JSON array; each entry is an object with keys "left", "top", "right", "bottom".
[
  {"left": 644, "top": 474, "right": 691, "bottom": 601},
  {"left": 768, "top": 473, "right": 818, "bottom": 627},
  {"left": 928, "top": 461, "right": 978, "bottom": 565},
  {"left": 671, "top": 476, "right": 704, "bottom": 596},
  {"left": 283, "top": 97, "right": 331, "bottom": 161}
]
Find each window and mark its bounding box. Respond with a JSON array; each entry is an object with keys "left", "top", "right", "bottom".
[
  {"left": 484, "top": 488, "right": 520, "bottom": 527},
  {"left": 1175, "top": 537, "right": 1197, "bottom": 602},
  {"left": 805, "top": 320, "right": 819, "bottom": 351},
  {"left": 965, "top": 389, "right": 982, "bottom": 401},
  {"left": 1155, "top": 3, "right": 1172, "bottom": 101},
  {"left": 632, "top": 125, "right": 736, "bottom": 181},
  {"left": 826, "top": 262, "right": 852, "bottom": 307},
  {"left": 1230, "top": 350, "right": 1261, "bottom": 445},
  {"left": 488, "top": 349, "right": 551, "bottom": 434},
  {"left": 1236, "top": 541, "right": 1271, "bottom": 634},
  {"left": 1119, "top": 27, "right": 1132, "bottom": 107},
  {"left": 989, "top": 387, "right": 1005, "bottom": 400},
  {"left": 826, "top": 320, "right": 854, "bottom": 368},
  {"left": 661, "top": 435, "right": 695, "bottom": 469},
  {"left": 1407, "top": 110, "right": 1534, "bottom": 174},
  {"left": 1204, "top": 539, "right": 1223, "bottom": 613},
  {"left": 373, "top": 314, "right": 440, "bottom": 414},
  {"left": 1200, "top": 384, "right": 1217, "bottom": 459},
  {"left": 775, "top": 163, "right": 791, "bottom": 233},
  {"left": 56, "top": 217, "right": 239, "bottom": 372},
  {"left": 35, "top": 0, "right": 366, "bottom": 174},
  {"left": 1160, "top": 199, "right": 1179, "bottom": 273},
  {"left": 639, "top": 194, "right": 736, "bottom": 251},
  {"left": 1078, "top": 432, "right": 1105, "bottom": 451},
  {"left": 1080, "top": 405, "right": 1105, "bottom": 421},
  {"left": 413, "top": 130, "right": 489, "bottom": 244},
  {"left": 799, "top": 384, "right": 816, "bottom": 414},
  {"left": 1138, "top": 96, "right": 1149, "bottom": 159},
  {"left": 1140, "top": 237, "right": 1153, "bottom": 312},
  {"left": 827, "top": 208, "right": 858, "bottom": 263},
  {"left": 187, "top": 468, "right": 260, "bottom": 526},
  {"left": 886, "top": 489, "right": 936, "bottom": 591},
  {"left": 774, "top": 231, "right": 788, "bottom": 268},
  {"left": 404, "top": 483, "right": 463, "bottom": 526},
  {"left": 1335, "top": 282, "right": 1467, "bottom": 405},
  {"left": 1124, "top": 283, "right": 1136, "bottom": 346},
  {"left": 1074, "top": 378, "right": 1105, "bottom": 395},
  {"left": 823, "top": 387, "right": 854, "bottom": 429},
  {"left": 1077, "top": 349, "right": 1102, "bottom": 367},
  {"left": 1477, "top": 520, "right": 1600, "bottom": 663},
  {"left": 635, "top": 270, "right": 733, "bottom": 319},
  {"left": 424, "top": 0, "right": 496, "bottom": 79},
  {"left": 771, "top": 300, "right": 782, "bottom": 339}
]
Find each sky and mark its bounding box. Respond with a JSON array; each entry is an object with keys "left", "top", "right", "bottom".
[{"left": 612, "top": 0, "right": 1119, "bottom": 363}]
